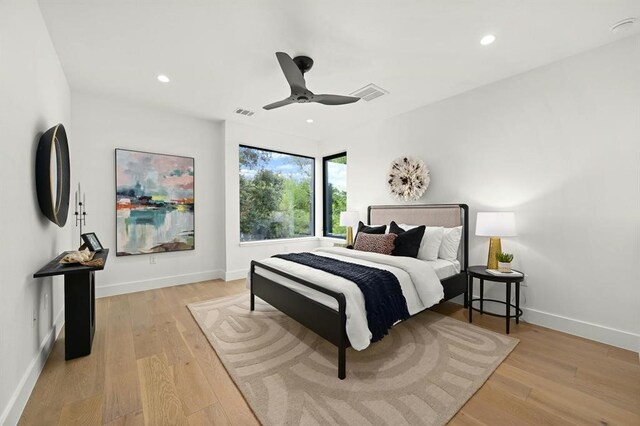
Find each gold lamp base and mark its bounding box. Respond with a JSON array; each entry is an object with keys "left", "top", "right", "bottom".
[
  {"left": 346, "top": 226, "right": 354, "bottom": 246},
  {"left": 487, "top": 237, "right": 502, "bottom": 269}
]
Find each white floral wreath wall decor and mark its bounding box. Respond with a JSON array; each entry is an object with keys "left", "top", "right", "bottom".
[{"left": 387, "top": 156, "right": 430, "bottom": 201}]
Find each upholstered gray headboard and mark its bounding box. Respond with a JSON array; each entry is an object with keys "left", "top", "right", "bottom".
[{"left": 368, "top": 204, "right": 469, "bottom": 270}]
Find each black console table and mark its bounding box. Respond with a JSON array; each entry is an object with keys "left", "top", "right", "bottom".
[{"left": 33, "top": 249, "right": 109, "bottom": 360}]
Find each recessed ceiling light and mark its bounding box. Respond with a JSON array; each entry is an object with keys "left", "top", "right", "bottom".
[
  {"left": 480, "top": 34, "right": 496, "bottom": 46},
  {"left": 610, "top": 18, "right": 635, "bottom": 33},
  {"left": 306, "top": 119, "right": 314, "bottom": 123},
  {"left": 157, "top": 74, "right": 170, "bottom": 83}
]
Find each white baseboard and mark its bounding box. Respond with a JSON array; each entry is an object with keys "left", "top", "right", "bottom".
[
  {"left": 0, "top": 308, "right": 65, "bottom": 426},
  {"left": 451, "top": 296, "right": 639, "bottom": 353},
  {"left": 95, "top": 270, "right": 225, "bottom": 298},
  {"left": 521, "top": 307, "right": 639, "bottom": 353},
  {"left": 224, "top": 268, "right": 249, "bottom": 281}
]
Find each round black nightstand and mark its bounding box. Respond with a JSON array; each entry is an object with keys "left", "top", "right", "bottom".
[{"left": 467, "top": 265, "right": 525, "bottom": 334}]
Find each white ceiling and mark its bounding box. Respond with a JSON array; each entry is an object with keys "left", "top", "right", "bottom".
[{"left": 38, "top": 0, "right": 639, "bottom": 141}]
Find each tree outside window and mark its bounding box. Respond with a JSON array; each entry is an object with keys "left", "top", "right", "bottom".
[
  {"left": 323, "top": 153, "right": 347, "bottom": 238},
  {"left": 239, "top": 145, "right": 314, "bottom": 242}
]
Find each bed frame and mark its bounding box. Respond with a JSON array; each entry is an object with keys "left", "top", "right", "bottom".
[{"left": 250, "top": 204, "right": 469, "bottom": 379}]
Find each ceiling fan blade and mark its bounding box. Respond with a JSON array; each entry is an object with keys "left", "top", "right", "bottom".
[
  {"left": 263, "top": 98, "right": 295, "bottom": 110},
  {"left": 313, "top": 94, "right": 360, "bottom": 106},
  {"left": 276, "top": 52, "right": 307, "bottom": 90}
]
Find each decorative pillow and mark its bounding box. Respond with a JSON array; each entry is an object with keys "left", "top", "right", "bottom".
[
  {"left": 399, "top": 224, "right": 444, "bottom": 261},
  {"left": 354, "top": 221, "right": 386, "bottom": 244},
  {"left": 439, "top": 226, "right": 463, "bottom": 261},
  {"left": 353, "top": 233, "right": 396, "bottom": 255},
  {"left": 388, "top": 221, "right": 426, "bottom": 258}
]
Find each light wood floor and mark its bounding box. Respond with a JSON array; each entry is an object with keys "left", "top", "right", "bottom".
[{"left": 19, "top": 279, "right": 640, "bottom": 425}]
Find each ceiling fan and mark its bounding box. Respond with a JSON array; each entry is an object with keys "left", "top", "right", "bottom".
[{"left": 263, "top": 52, "right": 360, "bottom": 110}]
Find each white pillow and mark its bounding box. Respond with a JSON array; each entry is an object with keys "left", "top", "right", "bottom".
[
  {"left": 398, "top": 224, "right": 444, "bottom": 261},
  {"left": 439, "top": 226, "right": 463, "bottom": 261}
]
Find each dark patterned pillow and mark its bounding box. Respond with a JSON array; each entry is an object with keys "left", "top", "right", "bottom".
[
  {"left": 388, "top": 221, "right": 425, "bottom": 258},
  {"left": 353, "top": 233, "right": 397, "bottom": 255},
  {"left": 354, "top": 221, "right": 387, "bottom": 245}
]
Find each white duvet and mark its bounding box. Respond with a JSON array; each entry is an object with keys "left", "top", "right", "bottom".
[{"left": 252, "top": 247, "right": 444, "bottom": 350}]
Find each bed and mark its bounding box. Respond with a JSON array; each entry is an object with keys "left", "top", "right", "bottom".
[{"left": 249, "top": 204, "right": 469, "bottom": 379}]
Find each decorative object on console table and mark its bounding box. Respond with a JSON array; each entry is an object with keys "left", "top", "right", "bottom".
[
  {"left": 475, "top": 212, "right": 517, "bottom": 270},
  {"left": 33, "top": 249, "right": 109, "bottom": 360},
  {"left": 59, "top": 249, "right": 93, "bottom": 264},
  {"left": 387, "top": 156, "right": 430, "bottom": 201},
  {"left": 81, "top": 232, "right": 104, "bottom": 252},
  {"left": 35, "top": 123, "right": 71, "bottom": 227},
  {"left": 497, "top": 252, "right": 514, "bottom": 272},
  {"left": 74, "top": 183, "right": 87, "bottom": 247},
  {"left": 115, "top": 149, "right": 195, "bottom": 256},
  {"left": 339, "top": 211, "right": 359, "bottom": 245}
]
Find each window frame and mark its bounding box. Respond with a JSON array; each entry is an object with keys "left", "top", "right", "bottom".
[
  {"left": 322, "top": 151, "right": 348, "bottom": 239},
  {"left": 238, "top": 144, "right": 316, "bottom": 242}
]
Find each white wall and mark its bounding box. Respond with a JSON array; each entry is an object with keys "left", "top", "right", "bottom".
[
  {"left": 223, "top": 122, "right": 321, "bottom": 280},
  {"left": 71, "top": 93, "right": 226, "bottom": 297},
  {"left": 0, "top": 0, "right": 72, "bottom": 423},
  {"left": 319, "top": 35, "right": 640, "bottom": 352}
]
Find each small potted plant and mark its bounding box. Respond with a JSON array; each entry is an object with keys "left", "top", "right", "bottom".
[{"left": 496, "top": 252, "right": 514, "bottom": 272}]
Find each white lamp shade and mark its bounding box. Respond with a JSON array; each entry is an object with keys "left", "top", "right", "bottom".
[
  {"left": 339, "top": 211, "right": 359, "bottom": 228},
  {"left": 475, "top": 212, "right": 517, "bottom": 237}
]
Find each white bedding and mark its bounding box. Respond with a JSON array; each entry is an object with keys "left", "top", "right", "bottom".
[
  {"left": 431, "top": 258, "right": 461, "bottom": 280},
  {"left": 252, "top": 247, "right": 450, "bottom": 351}
]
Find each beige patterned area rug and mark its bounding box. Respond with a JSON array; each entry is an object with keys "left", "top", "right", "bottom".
[{"left": 188, "top": 294, "right": 518, "bottom": 426}]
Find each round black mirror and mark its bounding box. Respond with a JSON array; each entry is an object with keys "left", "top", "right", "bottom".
[{"left": 36, "top": 124, "right": 70, "bottom": 227}]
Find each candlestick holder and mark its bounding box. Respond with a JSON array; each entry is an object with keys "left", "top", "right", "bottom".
[{"left": 74, "top": 183, "right": 88, "bottom": 248}]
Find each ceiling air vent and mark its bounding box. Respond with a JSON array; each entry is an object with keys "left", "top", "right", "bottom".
[
  {"left": 233, "top": 107, "right": 255, "bottom": 117},
  {"left": 350, "top": 84, "right": 389, "bottom": 102}
]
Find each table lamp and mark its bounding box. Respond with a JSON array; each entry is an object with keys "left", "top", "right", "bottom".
[
  {"left": 475, "top": 212, "right": 517, "bottom": 269},
  {"left": 339, "top": 211, "right": 359, "bottom": 245}
]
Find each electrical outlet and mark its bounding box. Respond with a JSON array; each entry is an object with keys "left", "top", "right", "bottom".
[{"left": 150, "top": 255, "right": 156, "bottom": 265}]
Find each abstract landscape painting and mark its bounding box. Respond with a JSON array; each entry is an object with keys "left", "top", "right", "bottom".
[{"left": 115, "top": 149, "right": 194, "bottom": 256}]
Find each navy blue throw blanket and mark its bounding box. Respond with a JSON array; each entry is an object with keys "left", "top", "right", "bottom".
[{"left": 273, "top": 252, "right": 409, "bottom": 342}]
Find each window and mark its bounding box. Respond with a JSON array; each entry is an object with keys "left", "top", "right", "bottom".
[
  {"left": 239, "top": 145, "right": 314, "bottom": 242},
  {"left": 323, "top": 152, "right": 347, "bottom": 238}
]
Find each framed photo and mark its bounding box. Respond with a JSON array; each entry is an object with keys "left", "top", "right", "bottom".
[{"left": 81, "top": 232, "right": 104, "bottom": 252}]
